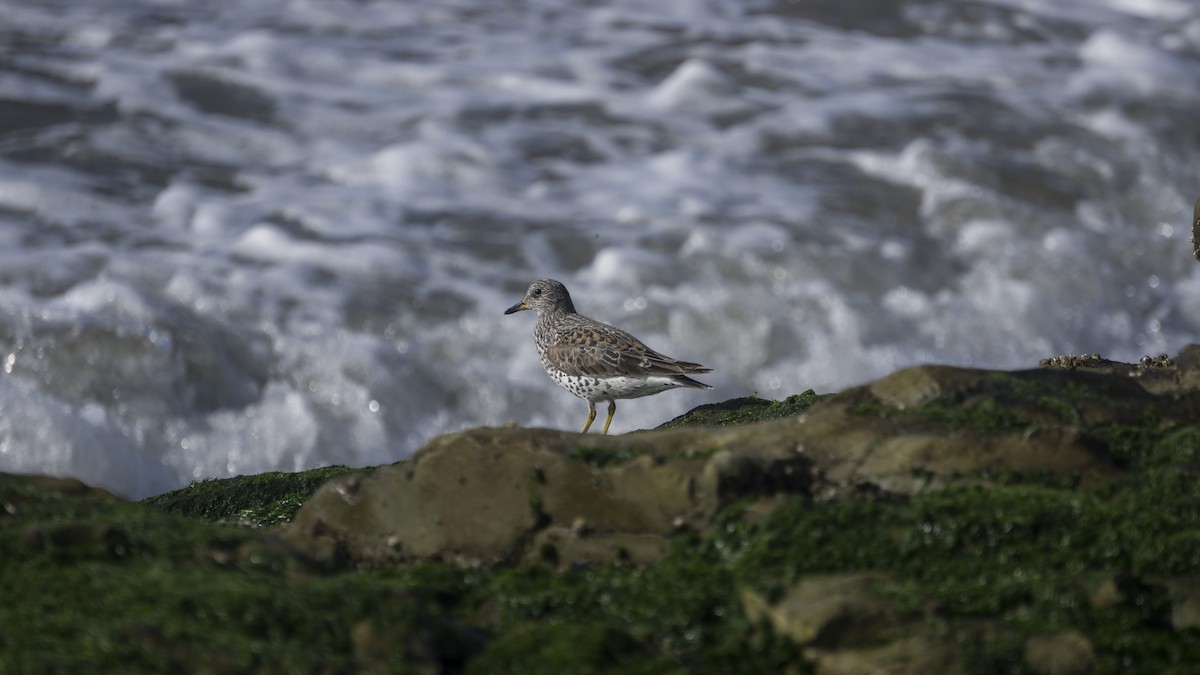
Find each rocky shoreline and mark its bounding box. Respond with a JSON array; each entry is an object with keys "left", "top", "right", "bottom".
[{"left": 5, "top": 349, "right": 1200, "bottom": 673}]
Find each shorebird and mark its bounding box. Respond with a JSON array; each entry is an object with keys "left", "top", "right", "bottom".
[{"left": 505, "top": 278, "right": 712, "bottom": 434}]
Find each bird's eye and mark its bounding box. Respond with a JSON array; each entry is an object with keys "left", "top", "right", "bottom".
[{"left": 533, "top": 288, "right": 542, "bottom": 296}]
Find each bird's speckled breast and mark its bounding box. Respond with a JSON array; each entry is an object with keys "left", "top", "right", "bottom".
[{"left": 539, "top": 349, "right": 681, "bottom": 402}]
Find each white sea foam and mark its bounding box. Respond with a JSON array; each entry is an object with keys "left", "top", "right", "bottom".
[
  {"left": 1074, "top": 29, "right": 1199, "bottom": 96},
  {"left": 0, "top": 0, "right": 1197, "bottom": 498},
  {"left": 0, "top": 376, "right": 176, "bottom": 498}
]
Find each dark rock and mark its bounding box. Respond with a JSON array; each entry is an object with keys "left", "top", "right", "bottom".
[
  {"left": 351, "top": 604, "right": 486, "bottom": 675},
  {"left": 21, "top": 522, "right": 130, "bottom": 557},
  {"left": 525, "top": 526, "right": 669, "bottom": 569},
  {"left": 1192, "top": 193, "right": 1200, "bottom": 261}
]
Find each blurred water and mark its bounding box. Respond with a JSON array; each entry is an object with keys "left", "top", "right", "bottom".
[{"left": 0, "top": 0, "right": 1198, "bottom": 498}]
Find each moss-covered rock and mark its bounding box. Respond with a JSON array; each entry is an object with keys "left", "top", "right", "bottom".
[
  {"left": 287, "top": 355, "right": 1194, "bottom": 569},
  {"left": 9, "top": 347, "right": 1200, "bottom": 673},
  {"left": 141, "top": 464, "right": 364, "bottom": 527},
  {"left": 654, "top": 390, "right": 830, "bottom": 429},
  {"left": 1023, "top": 630, "right": 1096, "bottom": 675},
  {"left": 463, "top": 622, "right": 683, "bottom": 675},
  {"left": 740, "top": 573, "right": 909, "bottom": 647},
  {"left": 812, "top": 634, "right": 965, "bottom": 675},
  {"left": 283, "top": 425, "right": 813, "bottom": 568}
]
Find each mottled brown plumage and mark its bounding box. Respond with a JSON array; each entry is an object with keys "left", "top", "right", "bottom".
[{"left": 505, "top": 279, "right": 712, "bottom": 434}]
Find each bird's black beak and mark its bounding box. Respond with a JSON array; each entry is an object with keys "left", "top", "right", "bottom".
[{"left": 504, "top": 300, "right": 529, "bottom": 315}]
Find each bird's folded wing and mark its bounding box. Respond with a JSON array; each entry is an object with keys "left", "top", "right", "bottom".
[{"left": 545, "top": 326, "right": 706, "bottom": 377}]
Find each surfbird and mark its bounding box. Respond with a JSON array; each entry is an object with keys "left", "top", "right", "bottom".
[{"left": 504, "top": 278, "right": 712, "bottom": 434}]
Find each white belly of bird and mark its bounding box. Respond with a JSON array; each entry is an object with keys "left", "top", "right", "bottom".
[{"left": 548, "top": 369, "right": 681, "bottom": 402}]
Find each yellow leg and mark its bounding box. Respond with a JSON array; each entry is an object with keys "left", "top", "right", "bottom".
[
  {"left": 601, "top": 400, "right": 616, "bottom": 435},
  {"left": 581, "top": 404, "right": 597, "bottom": 433}
]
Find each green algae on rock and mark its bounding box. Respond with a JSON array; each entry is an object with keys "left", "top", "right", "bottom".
[
  {"left": 142, "top": 464, "right": 365, "bottom": 527},
  {"left": 463, "top": 622, "right": 684, "bottom": 675},
  {"left": 655, "top": 390, "right": 830, "bottom": 429}
]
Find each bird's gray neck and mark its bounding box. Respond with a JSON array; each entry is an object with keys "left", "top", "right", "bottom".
[
  {"left": 535, "top": 306, "right": 573, "bottom": 335},
  {"left": 539, "top": 298, "right": 576, "bottom": 318},
  {"left": 536, "top": 307, "right": 569, "bottom": 323}
]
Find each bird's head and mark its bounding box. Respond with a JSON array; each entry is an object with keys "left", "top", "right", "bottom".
[{"left": 505, "top": 278, "right": 576, "bottom": 316}]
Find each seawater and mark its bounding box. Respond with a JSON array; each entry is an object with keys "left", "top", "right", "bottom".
[{"left": 1, "top": 0, "right": 1198, "bottom": 498}]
